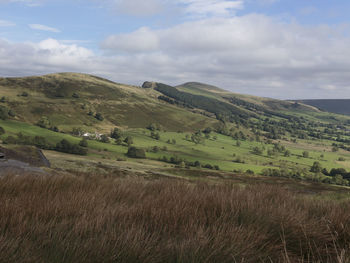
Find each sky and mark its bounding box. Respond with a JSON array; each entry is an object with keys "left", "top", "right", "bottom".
[{"left": 1, "top": 0, "right": 350, "bottom": 99}]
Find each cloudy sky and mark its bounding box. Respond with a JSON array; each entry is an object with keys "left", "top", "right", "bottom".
[{"left": 1, "top": 0, "right": 350, "bottom": 99}]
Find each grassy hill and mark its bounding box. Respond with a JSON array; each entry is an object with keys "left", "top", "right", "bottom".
[
  {"left": 0, "top": 73, "right": 217, "bottom": 132},
  {"left": 297, "top": 99, "right": 350, "bottom": 115},
  {"left": 2, "top": 73, "right": 350, "bottom": 185}
]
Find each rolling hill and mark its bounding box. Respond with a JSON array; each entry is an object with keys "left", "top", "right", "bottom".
[
  {"left": 297, "top": 99, "right": 350, "bottom": 116},
  {"left": 0, "top": 73, "right": 218, "bottom": 132},
  {"left": 2, "top": 72, "right": 350, "bottom": 182}
]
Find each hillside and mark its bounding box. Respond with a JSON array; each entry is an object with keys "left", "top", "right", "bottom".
[
  {"left": 0, "top": 73, "right": 217, "bottom": 132},
  {"left": 297, "top": 99, "right": 350, "bottom": 116},
  {"left": 2, "top": 73, "right": 350, "bottom": 185}
]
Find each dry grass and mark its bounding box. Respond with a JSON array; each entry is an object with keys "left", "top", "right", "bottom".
[{"left": 0, "top": 172, "right": 349, "bottom": 262}]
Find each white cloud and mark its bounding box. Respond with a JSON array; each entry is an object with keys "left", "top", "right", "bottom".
[
  {"left": 0, "top": 38, "right": 94, "bottom": 76},
  {"left": 0, "top": 19, "right": 15, "bottom": 26},
  {"left": 102, "top": 27, "right": 159, "bottom": 52},
  {"left": 180, "top": 0, "right": 244, "bottom": 17},
  {"left": 100, "top": 14, "right": 350, "bottom": 98},
  {"left": 29, "top": 24, "right": 60, "bottom": 33},
  {"left": 2, "top": 15, "right": 350, "bottom": 99}
]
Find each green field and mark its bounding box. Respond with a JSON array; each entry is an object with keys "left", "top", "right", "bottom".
[{"left": 1, "top": 73, "right": 350, "bottom": 186}]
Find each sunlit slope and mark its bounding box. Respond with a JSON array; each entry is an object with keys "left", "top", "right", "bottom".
[
  {"left": 0, "top": 73, "right": 217, "bottom": 132},
  {"left": 176, "top": 82, "right": 318, "bottom": 113}
]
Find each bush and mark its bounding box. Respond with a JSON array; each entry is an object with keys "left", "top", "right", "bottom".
[
  {"left": 126, "top": 147, "right": 146, "bottom": 158},
  {"left": 95, "top": 113, "right": 104, "bottom": 121},
  {"left": 3, "top": 136, "right": 17, "bottom": 144},
  {"left": 100, "top": 135, "right": 110, "bottom": 143},
  {"left": 203, "top": 164, "right": 213, "bottom": 169},
  {"left": 111, "top": 128, "right": 122, "bottom": 139},
  {"left": 79, "top": 139, "right": 88, "bottom": 147},
  {"left": 302, "top": 151, "right": 309, "bottom": 158},
  {"left": 0, "top": 106, "right": 9, "bottom": 120},
  {"left": 124, "top": 136, "right": 133, "bottom": 146},
  {"left": 252, "top": 146, "right": 263, "bottom": 155},
  {"left": 56, "top": 139, "right": 88, "bottom": 155},
  {"left": 0, "top": 126, "right": 5, "bottom": 135},
  {"left": 37, "top": 116, "right": 50, "bottom": 128}
]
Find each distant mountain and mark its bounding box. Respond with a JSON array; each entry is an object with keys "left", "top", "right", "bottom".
[{"left": 296, "top": 100, "right": 350, "bottom": 116}]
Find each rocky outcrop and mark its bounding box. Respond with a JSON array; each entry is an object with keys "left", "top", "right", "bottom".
[
  {"left": 0, "top": 159, "right": 46, "bottom": 176},
  {"left": 142, "top": 81, "right": 156, "bottom": 89},
  {"left": 0, "top": 146, "right": 50, "bottom": 167}
]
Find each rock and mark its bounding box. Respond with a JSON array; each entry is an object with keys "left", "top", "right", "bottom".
[
  {"left": 0, "top": 152, "right": 5, "bottom": 160},
  {"left": 0, "top": 159, "right": 46, "bottom": 176},
  {"left": 142, "top": 81, "right": 156, "bottom": 89},
  {"left": 0, "top": 146, "right": 50, "bottom": 167}
]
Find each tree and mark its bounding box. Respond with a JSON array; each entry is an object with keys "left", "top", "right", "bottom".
[
  {"left": 79, "top": 138, "right": 88, "bottom": 147},
  {"left": 191, "top": 133, "right": 204, "bottom": 145},
  {"left": 37, "top": 116, "right": 50, "bottom": 128},
  {"left": 284, "top": 150, "right": 291, "bottom": 157},
  {"left": 124, "top": 136, "right": 134, "bottom": 146},
  {"left": 55, "top": 139, "right": 87, "bottom": 155},
  {"left": 100, "top": 135, "right": 110, "bottom": 143},
  {"left": 111, "top": 128, "right": 122, "bottom": 139},
  {"left": 332, "top": 146, "right": 339, "bottom": 152},
  {"left": 126, "top": 147, "right": 146, "bottom": 158},
  {"left": 310, "top": 161, "right": 322, "bottom": 173},
  {"left": 95, "top": 113, "right": 104, "bottom": 121},
  {"left": 0, "top": 106, "right": 9, "bottom": 120},
  {"left": 151, "top": 132, "right": 160, "bottom": 140},
  {"left": 252, "top": 146, "right": 263, "bottom": 155}
]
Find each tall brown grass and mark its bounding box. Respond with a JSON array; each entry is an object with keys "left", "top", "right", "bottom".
[{"left": 0, "top": 173, "right": 349, "bottom": 262}]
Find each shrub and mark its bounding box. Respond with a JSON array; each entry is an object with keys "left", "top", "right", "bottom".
[
  {"left": 124, "top": 136, "right": 133, "bottom": 146},
  {"left": 110, "top": 128, "right": 122, "bottom": 139},
  {"left": 36, "top": 116, "right": 50, "bottom": 128},
  {"left": 302, "top": 151, "right": 309, "bottom": 158},
  {"left": 126, "top": 147, "right": 146, "bottom": 158},
  {"left": 203, "top": 164, "right": 213, "bottom": 169},
  {"left": 0, "top": 106, "right": 9, "bottom": 120},
  {"left": 0, "top": 126, "right": 5, "bottom": 135},
  {"left": 310, "top": 161, "right": 322, "bottom": 173},
  {"left": 3, "top": 136, "right": 17, "bottom": 144},
  {"left": 95, "top": 113, "right": 104, "bottom": 121},
  {"left": 56, "top": 139, "right": 88, "bottom": 155},
  {"left": 252, "top": 146, "right": 263, "bottom": 155},
  {"left": 79, "top": 139, "right": 88, "bottom": 147},
  {"left": 100, "top": 135, "right": 110, "bottom": 143}
]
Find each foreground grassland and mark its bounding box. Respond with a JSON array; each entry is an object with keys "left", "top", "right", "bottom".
[{"left": 0, "top": 173, "right": 349, "bottom": 263}]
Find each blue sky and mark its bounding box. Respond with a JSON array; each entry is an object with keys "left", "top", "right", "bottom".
[{"left": 1, "top": 0, "right": 350, "bottom": 99}]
